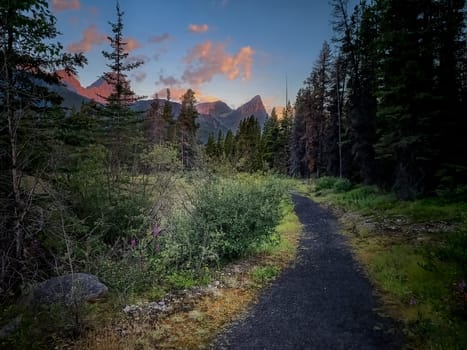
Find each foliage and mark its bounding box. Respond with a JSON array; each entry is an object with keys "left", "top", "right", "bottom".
[
  {"left": 0, "top": 0, "right": 86, "bottom": 298},
  {"left": 157, "top": 175, "right": 288, "bottom": 273}
]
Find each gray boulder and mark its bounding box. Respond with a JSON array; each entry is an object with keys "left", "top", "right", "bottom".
[{"left": 30, "top": 273, "right": 108, "bottom": 306}]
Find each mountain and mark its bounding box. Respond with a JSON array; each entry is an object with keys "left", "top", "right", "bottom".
[
  {"left": 57, "top": 70, "right": 111, "bottom": 104},
  {"left": 196, "top": 100, "right": 232, "bottom": 116},
  {"left": 55, "top": 73, "right": 270, "bottom": 142},
  {"left": 215, "top": 95, "right": 268, "bottom": 131}
]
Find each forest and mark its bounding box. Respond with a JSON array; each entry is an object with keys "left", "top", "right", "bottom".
[{"left": 1, "top": 0, "right": 466, "bottom": 349}]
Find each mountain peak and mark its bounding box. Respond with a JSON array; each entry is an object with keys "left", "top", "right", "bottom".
[
  {"left": 57, "top": 71, "right": 111, "bottom": 104},
  {"left": 196, "top": 100, "right": 232, "bottom": 116}
]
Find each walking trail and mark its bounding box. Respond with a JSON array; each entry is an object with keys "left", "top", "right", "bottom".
[{"left": 212, "top": 194, "right": 401, "bottom": 349}]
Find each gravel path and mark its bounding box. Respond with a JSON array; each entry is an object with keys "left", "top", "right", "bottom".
[{"left": 211, "top": 194, "right": 401, "bottom": 350}]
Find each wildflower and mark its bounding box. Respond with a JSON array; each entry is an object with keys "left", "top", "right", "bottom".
[
  {"left": 131, "top": 238, "right": 137, "bottom": 247},
  {"left": 152, "top": 225, "right": 162, "bottom": 238}
]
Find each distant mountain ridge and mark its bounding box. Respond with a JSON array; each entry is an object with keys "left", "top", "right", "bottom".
[{"left": 56, "top": 72, "right": 269, "bottom": 141}]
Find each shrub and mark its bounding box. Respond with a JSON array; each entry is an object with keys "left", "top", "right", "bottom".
[
  {"left": 332, "top": 178, "right": 353, "bottom": 192},
  {"left": 191, "top": 176, "right": 286, "bottom": 261},
  {"left": 159, "top": 176, "right": 288, "bottom": 272}
]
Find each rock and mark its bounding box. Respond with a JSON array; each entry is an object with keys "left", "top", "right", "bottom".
[{"left": 30, "top": 273, "right": 108, "bottom": 306}]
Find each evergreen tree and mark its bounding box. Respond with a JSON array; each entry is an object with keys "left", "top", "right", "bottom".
[
  {"left": 143, "top": 95, "right": 164, "bottom": 145},
  {"left": 277, "top": 102, "right": 293, "bottom": 174},
  {"left": 0, "top": 0, "right": 85, "bottom": 295},
  {"left": 162, "top": 88, "right": 175, "bottom": 143},
  {"left": 290, "top": 89, "right": 311, "bottom": 177},
  {"left": 262, "top": 107, "right": 281, "bottom": 171},
  {"left": 236, "top": 116, "right": 262, "bottom": 172},
  {"left": 331, "top": 0, "right": 378, "bottom": 183},
  {"left": 205, "top": 133, "right": 217, "bottom": 159},
  {"left": 177, "top": 89, "right": 199, "bottom": 168},
  {"left": 224, "top": 129, "right": 236, "bottom": 161},
  {"left": 216, "top": 130, "right": 225, "bottom": 158},
  {"left": 100, "top": 1, "right": 144, "bottom": 170}
]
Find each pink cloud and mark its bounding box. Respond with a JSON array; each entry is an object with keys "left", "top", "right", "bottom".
[
  {"left": 155, "top": 87, "right": 188, "bottom": 102},
  {"left": 189, "top": 24, "right": 209, "bottom": 33},
  {"left": 67, "top": 25, "right": 106, "bottom": 53},
  {"left": 51, "top": 0, "right": 80, "bottom": 11},
  {"left": 124, "top": 38, "right": 141, "bottom": 52},
  {"left": 149, "top": 33, "right": 172, "bottom": 44},
  {"left": 154, "top": 87, "right": 219, "bottom": 104},
  {"left": 182, "top": 41, "right": 255, "bottom": 85}
]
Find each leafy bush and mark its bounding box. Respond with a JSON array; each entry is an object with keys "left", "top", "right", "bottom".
[
  {"left": 332, "top": 178, "right": 353, "bottom": 192},
  {"left": 159, "top": 176, "right": 288, "bottom": 272},
  {"left": 192, "top": 176, "right": 287, "bottom": 260}
]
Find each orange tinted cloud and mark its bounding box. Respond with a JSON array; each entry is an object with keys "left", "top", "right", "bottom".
[
  {"left": 124, "top": 38, "right": 141, "bottom": 52},
  {"left": 67, "top": 25, "right": 106, "bottom": 53},
  {"left": 189, "top": 24, "right": 209, "bottom": 33},
  {"left": 182, "top": 41, "right": 255, "bottom": 84},
  {"left": 155, "top": 87, "right": 220, "bottom": 104},
  {"left": 51, "top": 0, "right": 80, "bottom": 11}
]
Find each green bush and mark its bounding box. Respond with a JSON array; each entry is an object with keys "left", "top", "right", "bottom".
[
  {"left": 314, "top": 176, "right": 339, "bottom": 192},
  {"left": 192, "top": 176, "right": 286, "bottom": 261},
  {"left": 159, "top": 176, "right": 288, "bottom": 272},
  {"left": 332, "top": 178, "right": 353, "bottom": 192}
]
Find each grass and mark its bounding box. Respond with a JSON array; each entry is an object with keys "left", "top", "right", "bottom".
[{"left": 304, "top": 176, "right": 467, "bottom": 349}]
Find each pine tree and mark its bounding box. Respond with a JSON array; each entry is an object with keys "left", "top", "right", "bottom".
[
  {"left": 143, "top": 95, "right": 163, "bottom": 145},
  {"left": 100, "top": 1, "right": 144, "bottom": 170},
  {"left": 262, "top": 107, "right": 281, "bottom": 171},
  {"left": 177, "top": 89, "right": 199, "bottom": 168},
  {"left": 277, "top": 102, "right": 293, "bottom": 174},
  {"left": 0, "top": 0, "right": 85, "bottom": 295},
  {"left": 216, "top": 130, "right": 225, "bottom": 158},
  {"left": 162, "top": 88, "right": 175, "bottom": 144},
  {"left": 235, "top": 116, "right": 262, "bottom": 172},
  {"left": 290, "top": 89, "right": 311, "bottom": 177},
  {"left": 223, "top": 129, "right": 236, "bottom": 161},
  {"left": 331, "top": 0, "right": 378, "bottom": 184},
  {"left": 205, "top": 133, "right": 217, "bottom": 159}
]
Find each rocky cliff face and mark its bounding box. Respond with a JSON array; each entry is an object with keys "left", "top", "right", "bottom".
[
  {"left": 196, "top": 101, "right": 232, "bottom": 116},
  {"left": 57, "top": 70, "right": 112, "bottom": 104}
]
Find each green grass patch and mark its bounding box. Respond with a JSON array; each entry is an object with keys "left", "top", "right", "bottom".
[{"left": 250, "top": 266, "right": 280, "bottom": 285}]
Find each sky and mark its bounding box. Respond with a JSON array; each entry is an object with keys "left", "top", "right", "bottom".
[{"left": 50, "top": 0, "right": 356, "bottom": 112}]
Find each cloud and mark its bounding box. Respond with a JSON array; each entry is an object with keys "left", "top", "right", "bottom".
[
  {"left": 182, "top": 41, "right": 255, "bottom": 85},
  {"left": 124, "top": 38, "right": 141, "bottom": 52},
  {"left": 132, "top": 71, "right": 147, "bottom": 83},
  {"left": 67, "top": 25, "right": 106, "bottom": 53},
  {"left": 188, "top": 24, "right": 209, "bottom": 33},
  {"left": 154, "top": 87, "right": 220, "bottom": 104},
  {"left": 51, "top": 0, "right": 80, "bottom": 11},
  {"left": 157, "top": 74, "right": 181, "bottom": 86},
  {"left": 149, "top": 33, "right": 172, "bottom": 44},
  {"left": 155, "top": 87, "right": 187, "bottom": 101}
]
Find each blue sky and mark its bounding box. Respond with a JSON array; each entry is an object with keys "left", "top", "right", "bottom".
[{"left": 51, "top": 0, "right": 356, "bottom": 111}]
